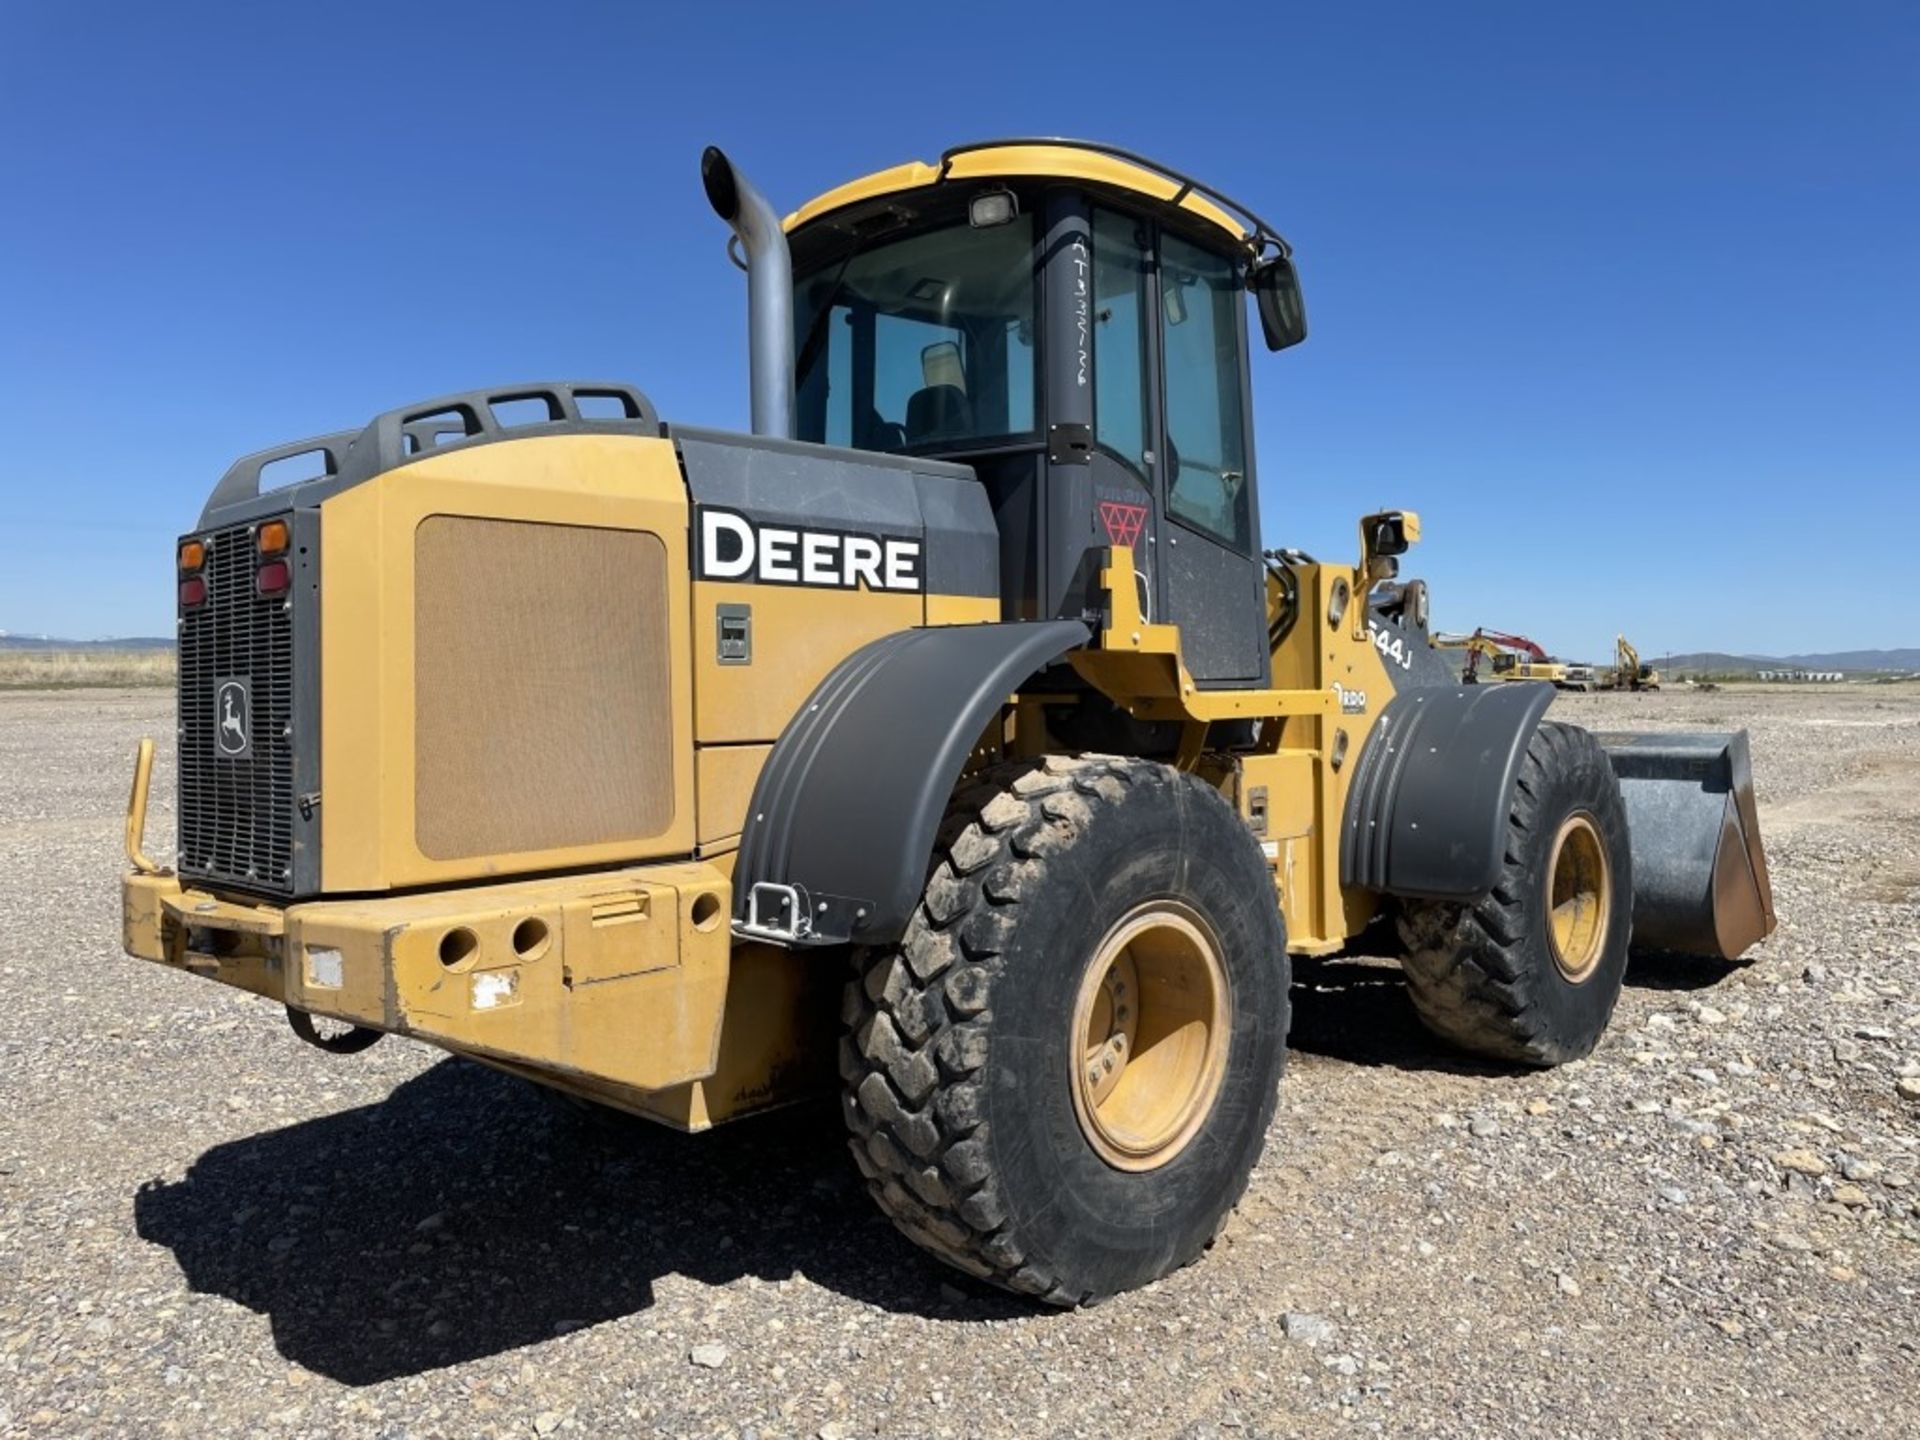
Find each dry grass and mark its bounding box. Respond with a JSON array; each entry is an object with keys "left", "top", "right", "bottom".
[{"left": 0, "top": 649, "right": 175, "bottom": 689}]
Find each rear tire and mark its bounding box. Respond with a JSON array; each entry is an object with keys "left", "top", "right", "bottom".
[
  {"left": 1395, "top": 721, "right": 1632, "bottom": 1065},
  {"left": 841, "top": 755, "right": 1290, "bottom": 1305}
]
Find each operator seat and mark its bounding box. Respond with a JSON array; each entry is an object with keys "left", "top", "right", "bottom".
[{"left": 904, "top": 385, "right": 973, "bottom": 446}]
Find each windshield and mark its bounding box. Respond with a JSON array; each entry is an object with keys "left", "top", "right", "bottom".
[{"left": 792, "top": 216, "right": 1037, "bottom": 453}]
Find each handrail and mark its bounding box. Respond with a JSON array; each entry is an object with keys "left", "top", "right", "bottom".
[{"left": 125, "top": 737, "right": 166, "bottom": 876}]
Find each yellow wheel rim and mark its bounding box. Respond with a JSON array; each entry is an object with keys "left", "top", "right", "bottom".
[
  {"left": 1069, "top": 902, "right": 1231, "bottom": 1172},
  {"left": 1546, "top": 812, "right": 1611, "bottom": 984}
]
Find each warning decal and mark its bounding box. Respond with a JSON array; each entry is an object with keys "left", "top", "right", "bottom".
[{"left": 1098, "top": 501, "right": 1149, "bottom": 549}]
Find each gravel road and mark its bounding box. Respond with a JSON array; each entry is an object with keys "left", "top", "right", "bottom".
[{"left": 2, "top": 686, "right": 1917, "bottom": 1438}]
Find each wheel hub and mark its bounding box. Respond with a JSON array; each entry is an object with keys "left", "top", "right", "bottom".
[
  {"left": 1546, "top": 812, "right": 1611, "bottom": 983},
  {"left": 1069, "top": 902, "right": 1231, "bottom": 1172}
]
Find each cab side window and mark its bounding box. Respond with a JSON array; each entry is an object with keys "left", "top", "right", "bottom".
[
  {"left": 1091, "top": 208, "right": 1153, "bottom": 487},
  {"left": 1159, "top": 232, "right": 1251, "bottom": 552}
]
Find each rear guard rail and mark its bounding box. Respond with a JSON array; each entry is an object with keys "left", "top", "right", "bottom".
[{"left": 1598, "top": 730, "right": 1775, "bottom": 960}]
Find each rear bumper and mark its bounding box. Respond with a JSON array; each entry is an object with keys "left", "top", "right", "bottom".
[{"left": 123, "top": 862, "right": 735, "bottom": 1092}]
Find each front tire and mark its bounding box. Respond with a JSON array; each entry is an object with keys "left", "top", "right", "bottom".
[
  {"left": 1396, "top": 721, "right": 1633, "bottom": 1065},
  {"left": 841, "top": 755, "right": 1290, "bottom": 1305}
]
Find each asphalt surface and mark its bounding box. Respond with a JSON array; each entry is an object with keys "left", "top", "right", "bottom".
[{"left": 2, "top": 685, "right": 1917, "bottom": 1438}]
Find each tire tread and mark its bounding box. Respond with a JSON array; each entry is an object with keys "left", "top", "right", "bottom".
[
  {"left": 1395, "top": 721, "right": 1630, "bottom": 1066},
  {"left": 843, "top": 753, "right": 1278, "bottom": 1306}
]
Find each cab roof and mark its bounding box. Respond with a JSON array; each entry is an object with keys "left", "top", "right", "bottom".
[{"left": 784, "top": 138, "right": 1290, "bottom": 259}]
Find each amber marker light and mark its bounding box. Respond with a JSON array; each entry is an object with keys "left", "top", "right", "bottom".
[
  {"left": 256, "top": 519, "right": 289, "bottom": 555},
  {"left": 178, "top": 539, "right": 205, "bottom": 572}
]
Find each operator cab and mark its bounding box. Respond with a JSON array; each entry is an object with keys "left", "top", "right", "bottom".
[{"left": 783, "top": 141, "right": 1305, "bottom": 686}]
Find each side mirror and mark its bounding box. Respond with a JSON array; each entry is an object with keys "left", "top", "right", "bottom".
[{"left": 1252, "top": 255, "right": 1307, "bottom": 351}]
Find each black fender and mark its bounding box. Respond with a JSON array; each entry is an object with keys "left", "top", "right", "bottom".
[
  {"left": 732, "top": 620, "right": 1090, "bottom": 946},
  {"left": 1340, "top": 682, "right": 1556, "bottom": 899}
]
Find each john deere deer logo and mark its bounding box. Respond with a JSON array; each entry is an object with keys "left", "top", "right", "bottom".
[{"left": 214, "top": 678, "right": 252, "bottom": 760}]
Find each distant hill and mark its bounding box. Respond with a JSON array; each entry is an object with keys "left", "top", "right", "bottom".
[
  {"left": 1772, "top": 648, "right": 1920, "bottom": 671},
  {"left": 1654, "top": 648, "right": 1920, "bottom": 675},
  {"left": 0, "top": 633, "right": 172, "bottom": 651},
  {"left": 1652, "top": 652, "right": 1769, "bottom": 675},
  {"left": 1436, "top": 645, "right": 1919, "bottom": 681}
]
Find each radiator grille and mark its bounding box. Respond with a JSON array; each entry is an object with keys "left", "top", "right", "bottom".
[
  {"left": 414, "top": 517, "right": 674, "bottom": 860},
  {"left": 178, "top": 521, "right": 296, "bottom": 894}
]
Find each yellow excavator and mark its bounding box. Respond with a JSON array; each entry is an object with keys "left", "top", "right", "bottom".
[
  {"left": 1435, "top": 628, "right": 1589, "bottom": 690},
  {"left": 1610, "top": 634, "right": 1661, "bottom": 690}
]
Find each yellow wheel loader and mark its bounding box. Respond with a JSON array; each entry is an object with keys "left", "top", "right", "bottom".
[{"left": 123, "top": 140, "right": 1775, "bottom": 1305}]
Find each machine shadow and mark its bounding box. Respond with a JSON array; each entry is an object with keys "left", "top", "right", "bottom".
[
  {"left": 1285, "top": 954, "right": 1506, "bottom": 1075},
  {"left": 1288, "top": 945, "right": 1744, "bottom": 1068},
  {"left": 133, "top": 1059, "right": 1026, "bottom": 1386},
  {"left": 1622, "top": 949, "right": 1747, "bottom": 992}
]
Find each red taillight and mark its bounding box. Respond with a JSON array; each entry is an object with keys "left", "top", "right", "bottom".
[
  {"left": 179, "top": 576, "right": 206, "bottom": 608},
  {"left": 256, "top": 559, "right": 290, "bottom": 596}
]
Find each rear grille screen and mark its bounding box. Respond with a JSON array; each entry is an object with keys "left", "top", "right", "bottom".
[
  {"left": 178, "top": 523, "right": 296, "bottom": 893},
  {"left": 413, "top": 517, "right": 674, "bottom": 860}
]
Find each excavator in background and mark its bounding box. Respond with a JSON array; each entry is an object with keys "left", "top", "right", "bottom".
[
  {"left": 1435, "top": 628, "right": 1591, "bottom": 690},
  {"left": 1609, "top": 634, "right": 1661, "bottom": 691}
]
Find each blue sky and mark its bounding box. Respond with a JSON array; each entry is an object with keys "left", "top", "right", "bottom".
[{"left": 2, "top": 2, "right": 1914, "bottom": 660}]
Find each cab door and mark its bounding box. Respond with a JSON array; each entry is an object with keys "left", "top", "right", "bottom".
[
  {"left": 1153, "top": 231, "right": 1269, "bottom": 687},
  {"left": 1087, "top": 210, "right": 1268, "bottom": 687}
]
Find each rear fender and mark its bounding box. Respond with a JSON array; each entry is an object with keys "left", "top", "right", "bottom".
[{"left": 733, "top": 620, "right": 1090, "bottom": 947}]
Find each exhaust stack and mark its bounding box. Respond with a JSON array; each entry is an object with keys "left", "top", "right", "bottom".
[{"left": 702, "top": 146, "right": 794, "bottom": 440}]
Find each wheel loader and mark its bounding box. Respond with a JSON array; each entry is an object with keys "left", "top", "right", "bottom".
[{"left": 122, "top": 139, "right": 1776, "bottom": 1305}]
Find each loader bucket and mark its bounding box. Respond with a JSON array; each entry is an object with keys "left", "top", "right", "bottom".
[{"left": 1595, "top": 730, "right": 1776, "bottom": 960}]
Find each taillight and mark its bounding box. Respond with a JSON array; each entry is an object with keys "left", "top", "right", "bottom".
[
  {"left": 256, "top": 559, "right": 290, "bottom": 596},
  {"left": 180, "top": 576, "right": 207, "bottom": 608}
]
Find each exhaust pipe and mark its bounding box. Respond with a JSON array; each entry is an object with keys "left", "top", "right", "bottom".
[{"left": 702, "top": 146, "right": 794, "bottom": 439}]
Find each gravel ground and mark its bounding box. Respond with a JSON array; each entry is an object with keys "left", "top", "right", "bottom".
[{"left": 2, "top": 685, "right": 1917, "bottom": 1438}]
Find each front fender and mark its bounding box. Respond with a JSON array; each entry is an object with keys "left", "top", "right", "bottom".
[
  {"left": 733, "top": 620, "right": 1090, "bottom": 945},
  {"left": 1340, "top": 683, "right": 1555, "bottom": 899}
]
